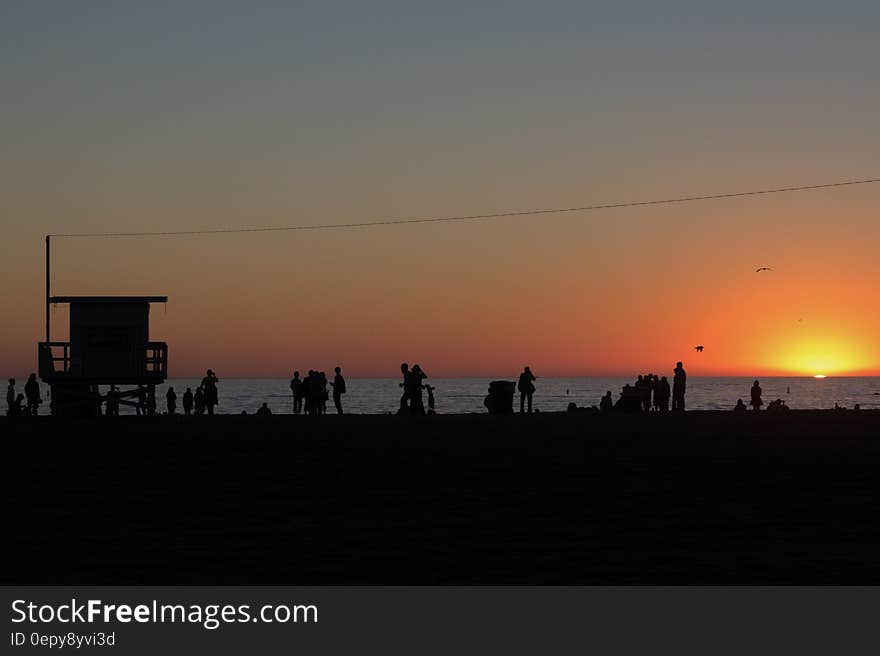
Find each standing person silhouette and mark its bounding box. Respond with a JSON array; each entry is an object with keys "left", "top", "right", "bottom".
[
  {"left": 424, "top": 384, "right": 436, "bottom": 414},
  {"left": 106, "top": 385, "right": 120, "bottom": 416},
  {"left": 182, "top": 387, "right": 194, "bottom": 416},
  {"left": 672, "top": 362, "right": 687, "bottom": 412},
  {"left": 331, "top": 366, "right": 346, "bottom": 415},
  {"left": 6, "top": 378, "right": 15, "bottom": 416},
  {"left": 398, "top": 363, "right": 411, "bottom": 414},
  {"left": 318, "top": 371, "right": 329, "bottom": 415},
  {"left": 750, "top": 380, "right": 763, "bottom": 411},
  {"left": 303, "top": 371, "right": 314, "bottom": 415},
  {"left": 409, "top": 364, "right": 427, "bottom": 415},
  {"left": 166, "top": 387, "right": 177, "bottom": 415},
  {"left": 136, "top": 385, "right": 147, "bottom": 416},
  {"left": 24, "top": 373, "right": 41, "bottom": 416},
  {"left": 290, "top": 371, "right": 304, "bottom": 415},
  {"left": 658, "top": 376, "right": 671, "bottom": 412},
  {"left": 194, "top": 386, "right": 205, "bottom": 415},
  {"left": 518, "top": 366, "right": 536, "bottom": 413},
  {"left": 201, "top": 370, "right": 219, "bottom": 415}
]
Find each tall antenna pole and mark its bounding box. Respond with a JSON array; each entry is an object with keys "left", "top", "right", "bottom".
[{"left": 45, "top": 235, "right": 50, "bottom": 342}]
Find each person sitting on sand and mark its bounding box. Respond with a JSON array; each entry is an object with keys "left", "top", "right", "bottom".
[
  {"left": 599, "top": 391, "right": 613, "bottom": 413},
  {"left": 256, "top": 402, "right": 272, "bottom": 416},
  {"left": 750, "top": 380, "right": 763, "bottom": 411},
  {"left": 734, "top": 399, "right": 747, "bottom": 412},
  {"left": 518, "top": 366, "right": 536, "bottom": 414},
  {"left": 290, "top": 371, "right": 304, "bottom": 415},
  {"left": 182, "top": 387, "right": 194, "bottom": 416},
  {"left": 166, "top": 387, "right": 177, "bottom": 415}
]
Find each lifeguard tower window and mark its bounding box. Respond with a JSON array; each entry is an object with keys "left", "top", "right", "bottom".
[{"left": 39, "top": 296, "right": 168, "bottom": 385}]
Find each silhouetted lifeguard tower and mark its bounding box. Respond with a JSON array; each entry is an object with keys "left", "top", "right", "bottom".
[{"left": 38, "top": 236, "right": 168, "bottom": 415}]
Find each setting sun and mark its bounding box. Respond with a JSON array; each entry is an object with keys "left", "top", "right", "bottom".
[{"left": 762, "top": 332, "right": 876, "bottom": 377}]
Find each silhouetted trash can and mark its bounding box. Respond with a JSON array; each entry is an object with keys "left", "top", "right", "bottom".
[{"left": 484, "top": 380, "right": 516, "bottom": 414}]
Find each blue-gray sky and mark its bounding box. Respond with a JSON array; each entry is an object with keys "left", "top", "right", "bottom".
[{"left": 2, "top": 1, "right": 879, "bottom": 376}]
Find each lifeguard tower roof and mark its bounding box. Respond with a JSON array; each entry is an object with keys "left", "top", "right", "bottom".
[{"left": 50, "top": 296, "right": 168, "bottom": 304}]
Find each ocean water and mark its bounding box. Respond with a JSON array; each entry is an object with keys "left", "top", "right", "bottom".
[{"left": 113, "top": 376, "right": 880, "bottom": 415}]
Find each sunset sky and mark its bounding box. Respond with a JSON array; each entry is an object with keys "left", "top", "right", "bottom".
[{"left": 2, "top": 1, "right": 879, "bottom": 378}]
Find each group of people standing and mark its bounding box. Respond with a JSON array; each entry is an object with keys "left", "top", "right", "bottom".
[
  {"left": 5, "top": 374, "right": 42, "bottom": 416},
  {"left": 398, "top": 363, "right": 434, "bottom": 415},
  {"left": 289, "top": 367, "right": 346, "bottom": 415},
  {"left": 147, "top": 369, "right": 219, "bottom": 416},
  {"left": 599, "top": 362, "right": 688, "bottom": 413}
]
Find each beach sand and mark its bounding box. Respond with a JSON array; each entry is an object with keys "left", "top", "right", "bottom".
[{"left": 3, "top": 410, "right": 880, "bottom": 584}]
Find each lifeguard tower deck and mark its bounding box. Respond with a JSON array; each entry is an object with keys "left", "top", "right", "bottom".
[{"left": 38, "top": 295, "right": 168, "bottom": 415}]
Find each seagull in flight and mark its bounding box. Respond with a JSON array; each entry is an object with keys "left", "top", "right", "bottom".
[
  {"left": 755, "top": 266, "right": 774, "bottom": 273},
  {"left": 694, "top": 345, "right": 704, "bottom": 352}
]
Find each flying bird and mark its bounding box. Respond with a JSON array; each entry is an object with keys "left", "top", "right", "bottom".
[
  {"left": 694, "top": 345, "right": 704, "bottom": 352},
  {"left": 755, "top": 267, "right": 774, "bottom": 273}
]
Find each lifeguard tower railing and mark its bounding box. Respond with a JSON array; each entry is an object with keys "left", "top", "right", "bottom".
[
  {"left": 38, "top": 294, "right": 169, "bottom": 386},
  {"left": 38, "top": 341, "right": 168, "bottom": 385}
]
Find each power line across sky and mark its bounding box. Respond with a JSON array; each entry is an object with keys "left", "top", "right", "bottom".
[{"left": 49, "top": 177, "right": 880, "bottom": 239}]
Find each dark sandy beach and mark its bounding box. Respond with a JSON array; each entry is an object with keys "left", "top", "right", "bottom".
[{"left": 3, "top": 410, "right": 880, "bottom": 584}]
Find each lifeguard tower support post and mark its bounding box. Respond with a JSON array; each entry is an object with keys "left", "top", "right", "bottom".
[{"left": 38, "top": 236, "right": 168, "bottom": 415}]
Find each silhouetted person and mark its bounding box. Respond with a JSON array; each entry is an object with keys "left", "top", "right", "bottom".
[
  {"left": 750, "top": 380, "right": 763, "bottom": 411},
  {"left": 201, "top": 369, "right": 219, "bottom": 415},
  {"left": 303, "top": 370, "right": 314, "bottom": 415},
  {"left": 331, "top": 366, "right": 346, "bottom": 415},
  {"left": 734, "top": 399, "right": 747, "bottom": 412},
  {"left": 518, "top": 366, "right": 536, "bottom": 413},
  {"left": 136, "top": 385, "right": 147, "bottom": 416},
  {"left": 194, "top": 386, "right": 205, "bottom": 415},
  {"left": 672, "top": 362, "right": 687, "bottom": 411},
  {"left": 6, "top": 378, "right": 15, "bottom": 416},
  {"left": 424, "top": 384, "right": 436, "bottom": 414},
  {"left": 599, "top": 391, "right": 613, "bottom": 413},
  {"left": 166, "top": 387, "right": 177, "bottom": 415},
  {"left": 290, "top": 371, "right": 304, "bottom": 415},
  {"left": 182, "top": 387, "right": 194, "bottom": 416},
  {"left": 635, "top": 375, "right": 650, "bottom": 413},
  {"left": 398, "top": 363, "right": 411, "bottom": 414},
  {"left": 9, "top": 393, "right": 25, "bottom": 417},
  {"left": 408, "top": 364, "right": 428, "bottom": 415},
  {"left": 618, "top": 384, "right": 642, "bottom": 413},
  {"left": 24, "top": 373, "right": 41, "bottom": 416},
  {"left": 319, "top": 371, "right": 329, "bottom": 415},
  {"left": 106, "top": 385, "right": 120, "bottom": 416},
  {"left": 658, "top": 376, "right": 671, "bottom": 412},
  {"left": 256, "top": 402, "right": 272, "bottom": 416}
]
